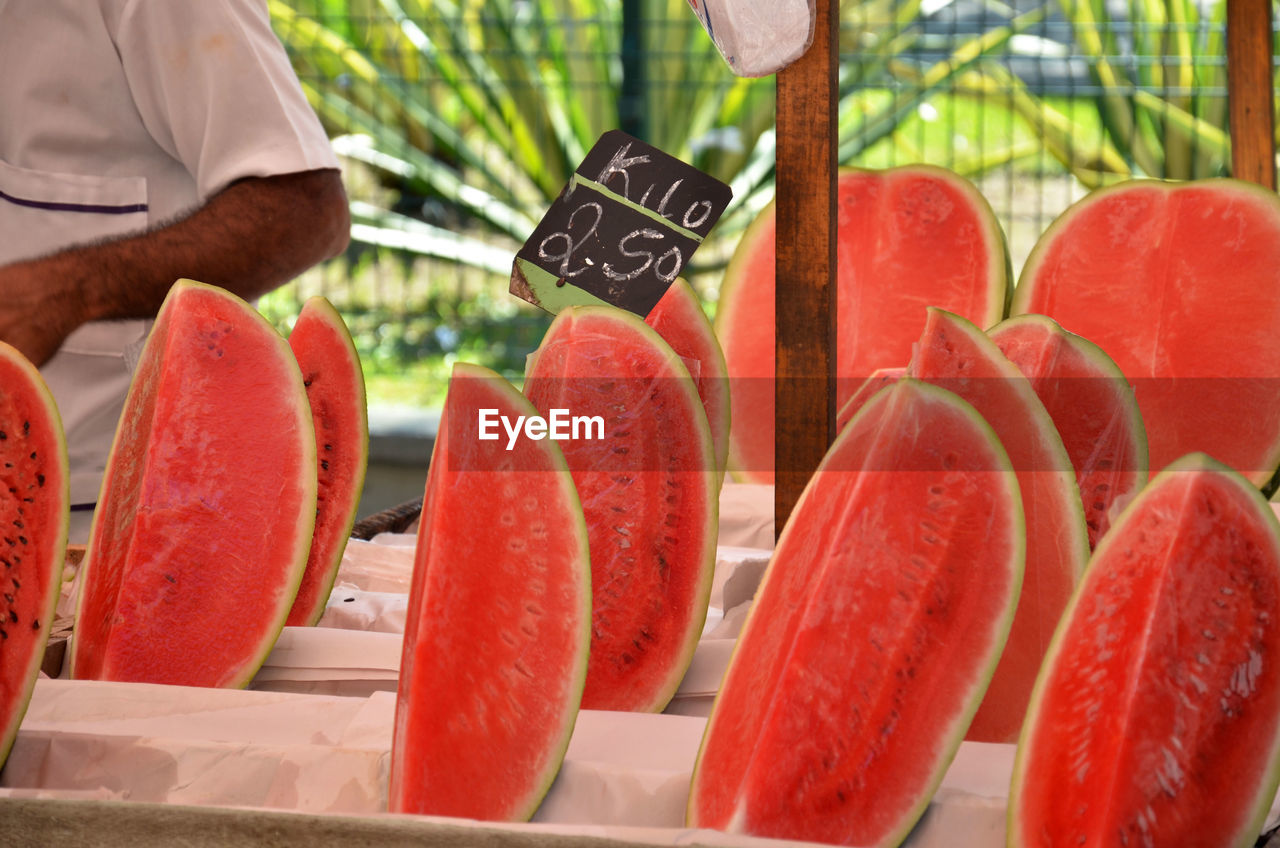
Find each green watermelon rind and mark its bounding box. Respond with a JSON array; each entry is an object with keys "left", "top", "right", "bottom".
[
  {"left": 392, "top": 361, "right": 592, "bottom": 822},
  {"left": 286, "top": 295, "right": 370, "bottom": 627},
  {"left": 529, "top": 305, "right": 718, "bottom": 713},
  {"left": 1011, "top": 178, "right": 1280, "bottom": 488},
  {"left": 715, "top": 164, "right": 1013, "bottom": 484},
  {"left": 0, "top": 342, "right": 69, "bottom": 770},
  {"left": 987, "top": 313, "right": 1150, "bottom": 540},
  {"left": 1008, "top": 452, "right": 1280, "bottom": 848},
  {"left": 689, "top": 378, "right": 1025, "bottom": 845},
  {"left": 71, "top": 279, "right": 317, "bottom": 689}
]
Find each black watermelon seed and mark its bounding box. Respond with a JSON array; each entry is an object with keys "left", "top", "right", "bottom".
[
  {"left": 0, "top": 431, "right": 6, "bottom": 440},
  {"left": 0, "top": 629, "right": 6, "bottom": 639},
  {"left": 31, "top": 619, "right": 39, "bottom": 630},
  {"left": 12, "top": 520, "right": 22, "bottom": 530},
  {"left": 3, "top": 594, "right": 12, "bottom": 604},
  {"left": 22, "top": 421, "right": 28, "bottom": 434},
  {"left": 321, "top": 459, "right": 329, "bottom": 471},
  {"left": 36, "top": 474, "right": 44, "bottom": 487},
  {"left": 164, "top": 574, "right": 177, "bottom": 584},
  {"left": 29, "top": 452, "right": 36, "bottom": 460},
  {"left": 7, "top": 611, "right": 16, "bottom": 624},
  {"left": 324, "top": 443, "right": 333, "bottom": 452},
  {"left": 11, "top": 578, "right": 19, "bottom": 589},
  {"left": 17, "top": 537, "right": 26, "bottom": 545}
]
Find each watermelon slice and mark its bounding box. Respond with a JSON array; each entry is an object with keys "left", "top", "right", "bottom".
[
  {"left": 524, "top": 306, "right": 717, "bottom": 713},
  {"left": 285, "top": 296, "right": 369, "bottom": 627},
  {"left": 1013, "top": 178, "right": 1280, "bottom": 486},
  {"left": 388, "top": 363, "right": 589, "bottom": 822},
  {"left": 716, "top": 165, "right": 1010, "bottom": 483},
  {"left": 0, "top": 343, "right": 68, "bottom": 769},
  {"left": 989, "top": 314, "right": 1148, "bottom": 548},
  {"left": 834, "top": 366, "right": 905, "bottom": 433},
  {"left": 71, "top": 280, "right": 316, "bottom": 688},
  {"left": 688, "top": 378, "right": 1024, "bottom": 846},
  {"left": 908, "top": 308, "right": 1089, "bottom": 743},
  {"left": 644, "top": 278, "right": 731, "bottom": 481},
  {"left": 1010, "top": 453, "right": 1280, "bottom": 847}
]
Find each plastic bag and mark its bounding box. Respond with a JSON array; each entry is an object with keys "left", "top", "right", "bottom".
[{"left": 685, "top": 0, "right": 816, "bottom": 77}]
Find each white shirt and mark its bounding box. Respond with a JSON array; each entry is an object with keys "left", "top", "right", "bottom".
[{"left": 0, "top": 0, "right": 339, "bottom": 505}]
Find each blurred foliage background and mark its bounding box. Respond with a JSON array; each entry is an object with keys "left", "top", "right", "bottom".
[{"left": 262, "top": 0, "right": 1276, "bottom": 409}]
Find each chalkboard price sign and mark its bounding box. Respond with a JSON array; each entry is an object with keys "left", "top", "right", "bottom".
[{"left": 510, "top": 130, "right": 733, "bottom": 318}]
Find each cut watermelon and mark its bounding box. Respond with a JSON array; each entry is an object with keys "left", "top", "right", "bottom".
[
  {"left": 285, "top": 296, "right": 369, "bottom": 627},
  {"left": 688, "top": 378, "right": 1024, "bottom": 846},
  {"left": 908, "top": 308, "right": 1089, "bottom": 743},
  {"left": 1010, "top": 453, "right": 1280, "bottom": 847},
  {"left": 71, "top": 280, "right": 316, "bottom": 688},
  {"left": 834, "top": 367, "right": 905, "bottom": 434},
  {"left": 644, "top": 278, "right": 731, "bottom": 481},
  {"left": 524, "top": 306, "right": 717, "bottom": 713},
  {"left": 1013, "top": 178, "right": 1280, "bottom": 486},
  {"left": 0, "top": 343, "right": 68, "bottom": 769},
  {"left": 989, "top": 314, "right": 1148, "bottom": 548},
  {"left": 388, "top": 363, "right": 589, "bottom": 822},
  {"left": 716, "top": 165, "right": 1009, "bottom": 483}
]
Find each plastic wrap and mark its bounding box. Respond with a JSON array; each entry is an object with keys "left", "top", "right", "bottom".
[{"left": 686, "top": 0, "right": 816, "bottom": 77}]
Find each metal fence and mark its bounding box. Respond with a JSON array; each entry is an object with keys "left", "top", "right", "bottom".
[{"left": 264, "top": 0, "right": 1268, "bottom": 401}]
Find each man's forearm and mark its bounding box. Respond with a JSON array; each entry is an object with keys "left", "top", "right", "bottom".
[{"left": 0, "top": 168, "right": 350, "bottom": 366}]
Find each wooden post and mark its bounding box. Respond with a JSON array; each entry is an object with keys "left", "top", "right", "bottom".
[
  {"left": 774, "top": 0, "right": 838, "bottom": 535},
  {"left": 1227, "top": 0, "right": 1276, "bottom": 189}
]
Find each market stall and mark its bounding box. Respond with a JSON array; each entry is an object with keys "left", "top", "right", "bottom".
[{"left": 4, "top": 0, "right": 1280, "bottom": 844}]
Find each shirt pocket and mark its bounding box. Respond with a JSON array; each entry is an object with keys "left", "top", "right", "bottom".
[{"left": 0, "top": 158, "right": 148, "bottom": 268}]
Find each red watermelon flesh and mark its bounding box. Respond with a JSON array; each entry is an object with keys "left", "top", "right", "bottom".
[
  {"left": 644, "top": 278, "right": 731, "bottom": 481},
  {"left": 989, "top": 314, "right": 1148, "bottom": 549},
  {"left": 0, "top": 343, "right": 68, "bottom": 769},
  {"left": 1010, "top": 453, "right": 1280, "bottom": 848},
  {"left": 834, "top": 366, "right": 905, "bottom": 433},
  {"left": 716, "top": 165, "right": 1009, "bottom": 483},
  {"left": 1013, "top": 178, "right": 1280, "bottom": 486},
  {"left": 908, "top": 308, "right": 1089, "bottom": 743},
  {"left": 388, "top": 363, "right": 589, "bottom": 822},
  {"left": 524, "top": 306, "right": 717, "bottom": 713},
  {"left": 688, "top": 378, "right": 1023, "bottom": 847},
  {"left": 71, "top": 280, "right": 316, "bottom": 688},
  {"left": 286, "top": 296, "right": 369, "bottom": 627}
]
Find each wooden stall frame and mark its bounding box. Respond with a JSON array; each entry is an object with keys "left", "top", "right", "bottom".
[
  {"left": 1228, "top": 0, "right": 1276, "bottom": 190},
  {"left": 774, "top": 0, "right": 838, "bottom": 535}
]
